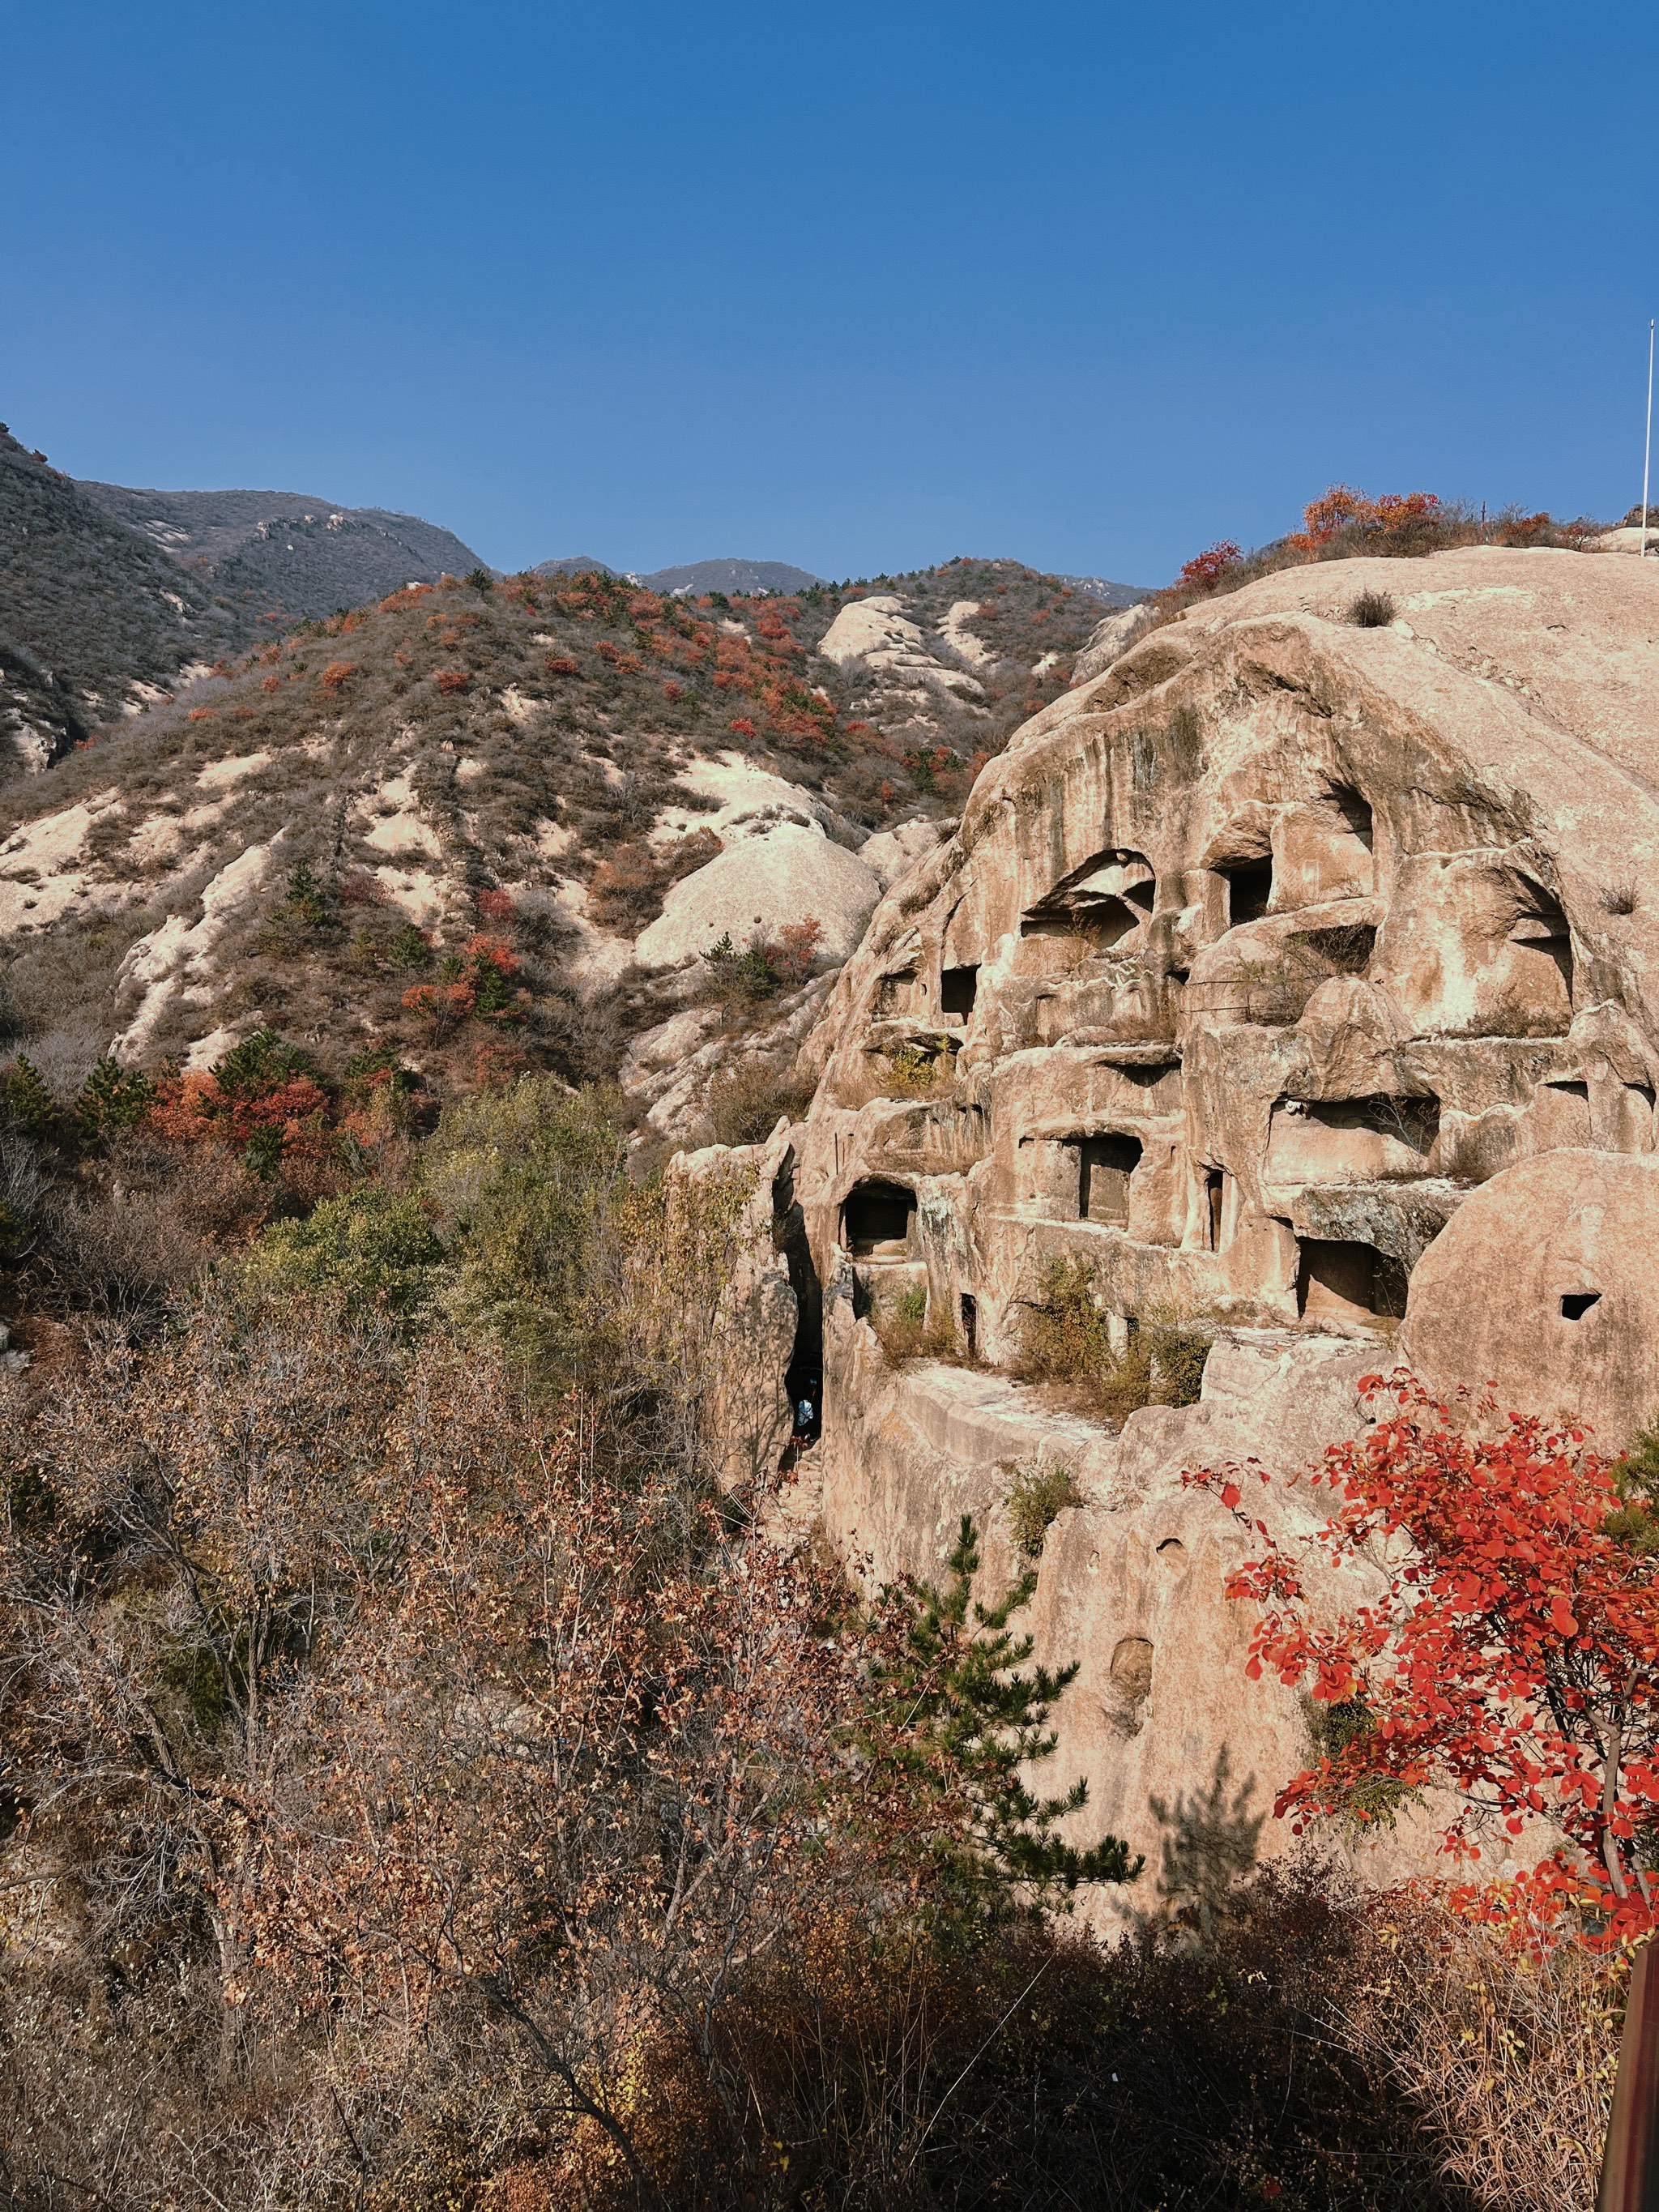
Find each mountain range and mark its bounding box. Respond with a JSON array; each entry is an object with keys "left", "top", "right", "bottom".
[{"left": 0, "top": 421, "right": 1152, "bottom": 777}]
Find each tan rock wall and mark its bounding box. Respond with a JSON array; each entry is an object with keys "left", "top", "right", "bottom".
[{"left": 751, "top": 546, "right": 1659, "bottom": 1903}]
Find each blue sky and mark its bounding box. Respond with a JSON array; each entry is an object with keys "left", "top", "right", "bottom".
[{"left": 5, "top": 2, "right": 1657, "bottom": 584}]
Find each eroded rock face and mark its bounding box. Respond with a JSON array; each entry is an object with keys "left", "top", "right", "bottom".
[
  {"left": 796, "top": 545, "right": 1659, "bottom": 1416},
  {"left": 760, "top": 544, "right": 1659, "bottom": 1900}
]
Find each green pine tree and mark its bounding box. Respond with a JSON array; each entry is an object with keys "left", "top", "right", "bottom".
[
  {"left": 863, "top": 1514, "right": 1141, "bottom": 1927},
  {"left": 76, "top": 1056, "right": 156, "bottom": 1137},
  {"left": 1, "top": 1056, "right": 57, "bottom": 1138}
]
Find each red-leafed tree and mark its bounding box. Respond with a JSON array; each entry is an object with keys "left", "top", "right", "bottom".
[
  {"left": 1188, "top": 1373, "right": 1659, "bottom": 1944},
  {"left": 1171, "top": 540, "right": 1243, "bottom": 591}
]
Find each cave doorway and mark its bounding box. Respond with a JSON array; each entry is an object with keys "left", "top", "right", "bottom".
[
  {"left": 940, "top": 964, "right": 979, "bottom": 1018},
  {"left": 1077, "top": 1133, "right": 1142, "bottom": 1224},
  {"left": 1219, "top": 856, "right": 1274, "bottom": 925},
  {"left": 1295, "top": 1238, "right": 1409, "bottom": 1322},
  {"left": 842, "top": 1179, "right": 916, "bottom": 1256}
]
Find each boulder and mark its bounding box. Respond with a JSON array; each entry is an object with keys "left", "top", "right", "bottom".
[
  {"left": 1401, "top": 1150, "right": 1659, "bottom": 1439},
  {"left": 632, "top": 820, "right": 881, "bottom": 968},
  {"left": 859, "top": 818, "right": 951, "bottom": 892}
]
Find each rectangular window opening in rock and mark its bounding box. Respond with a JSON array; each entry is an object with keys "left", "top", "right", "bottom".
[
  {"left": 1218, "top": 856, "right": 1273, "bottom": 926},
  {"left": 1295, "top": 1237, "right": 1410, "bottom": 1322},
  {"left": 960, "top": 1292, "right": 979, "bottom": 1360},
  {"left": 940, "top": 963, "right": 979, "bottom": 1018},
  {"left": 1077, "top": 1133, "right": 1142, "bottom": 1223},
  {"left": 842, "top": 1179, "right": 916, "bottom": 1257}
]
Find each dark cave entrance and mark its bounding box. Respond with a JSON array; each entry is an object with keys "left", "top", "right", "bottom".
[{"left": 774, "top": 1155, "right": 823, "bottom": 1444}]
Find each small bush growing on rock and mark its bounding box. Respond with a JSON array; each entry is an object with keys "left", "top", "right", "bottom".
[
  {"left": 1350, "top": 588, "right": 1396, "bottom": 627},
  {"left": 872, "top": 1281, "right": 960, "bottom": 1365},
  {"left": 1004, "top": 1456, "right": 1083, "bottom": 1555},
  {"left": 886, "top": 1038, "right": 953, "bottom": 1096},
  {"left": 1017, "top": 1255, "right": 1115, "bottom": 1388},
  {"left": 704, "top": 1057, "right": 816, "bottom": 1147},
  {"left": 1018, "top": 1262, "right": 1211, "bottom": 1421}
]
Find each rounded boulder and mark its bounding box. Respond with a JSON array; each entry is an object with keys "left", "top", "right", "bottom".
[{"left": 632, "top": 821, "right": 881, "bottom": 969}]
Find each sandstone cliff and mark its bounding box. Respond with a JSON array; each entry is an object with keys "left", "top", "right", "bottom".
[{"left": 731, "top": 542, "right": 1659, "bottom": 1906}]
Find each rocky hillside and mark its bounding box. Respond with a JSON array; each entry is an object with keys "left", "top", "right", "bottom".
[
  {"left": 0, "top": 557, "right": 1104, "bottom": 1149},
  {"left": 0, "top": 429, "right": 247, "bottom": 770},
  {"left": 80, "top": 480, "right": 486, "bottom": 623},
  {"left": 0, "top": 427, "right": 492, "bottom": 777}
]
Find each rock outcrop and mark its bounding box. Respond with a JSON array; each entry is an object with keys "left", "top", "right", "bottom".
[{"left": 744, "top": 544, "right": 1659, "bottom": 1902}]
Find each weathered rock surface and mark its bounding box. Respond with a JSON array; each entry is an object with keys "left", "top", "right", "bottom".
[
  {"left": 633, "top": 820, "right": 881, "bottom": 968},
  {"left": 725, "top": 544, "right": 1659, "bottom": 1902},
  {"left": 858, "top": 818, "right": 953, "bottom": 892}
]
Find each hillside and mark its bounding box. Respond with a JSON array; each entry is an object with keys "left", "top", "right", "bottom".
[
  {"left": 0, "top": 554, "right": 1117, "bottom": 1120},
  {"left": 0, "top": 429, "right": 247, "bottom": 771},
  {"left": 80, "top": 480, "right": 487, "bottom": 620}
]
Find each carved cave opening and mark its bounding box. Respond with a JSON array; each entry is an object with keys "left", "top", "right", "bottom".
[
  {"left": 1219, "top": 855, "right": 1274, "bottom": 926},
  {"left": 774, "top": 1158, "right": 823, "bottom": 1443},
  {"left": 1333, "top": 785, "right": 1375, "bottom": 850},
  {"left": 1504, "top": 882, "right": 1574, "bottom": 1029},
  {"left": 875, "top": 966, "right": 919, "bottom": 1017},
  {"left": 842, "top": 1178, "right": 916, "bottom": 1257},
  {"left": 1021, "top": 849, "right": 1155, "bottom": 949},
  {"left": 1205, "top": 1167, "right": 1228, "bottom": 1249},
  {"left": 940, "top": 964, "right": 979, "bottom": 1018},
  {"left": 1077, "top": 1133, "right": 1143, "bottom": 1224},
  {"left": 1295, "top": 1237, "right": 1410, "bottom": 1322}
]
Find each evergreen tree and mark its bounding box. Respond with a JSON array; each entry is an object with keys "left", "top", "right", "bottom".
[
  {"left": 1, "top": 1055, "right": 56, "bottom": 1138},
  {"left": 862, "top": 1514, "right": 1141, "bottom": 1927},
  {"left": 76, "top": 1055, "right": 156, "bottom": 1136}
]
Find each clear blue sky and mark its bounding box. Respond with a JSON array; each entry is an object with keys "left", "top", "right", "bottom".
[{"left": 5, "top": 2, "right": 1657, "bottom": 585}]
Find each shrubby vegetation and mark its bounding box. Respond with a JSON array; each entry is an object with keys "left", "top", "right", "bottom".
[
  {"left": 0, "top": 1039, "right": 1641, "bottom": 2204},
  {"left": 1015, "top": 1255, "right": 1211, "bottom": 1420},
  {"left": 1152, "top": 483, "right": 1611, "bottom": 630}
]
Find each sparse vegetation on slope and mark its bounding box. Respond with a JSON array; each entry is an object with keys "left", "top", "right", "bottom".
[{"left": 0, "top": 428, "right": 249, "bottom": 767}]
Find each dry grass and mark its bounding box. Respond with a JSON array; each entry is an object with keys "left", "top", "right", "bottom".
[
  {"left": 1334, "top": 1898, "right": 1622, "bottom": 2211},
  {"left": 1014, "top": 1259, "right": 1211, "bottom": 1421}
]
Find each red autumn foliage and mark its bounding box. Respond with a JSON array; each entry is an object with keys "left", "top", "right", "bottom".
[
  {"left": 1175, "top": 540, "right": 1243, "bottom": 591},
  {"left": 1188, "top": 1373, "right": 1659, "bottom": 1945},
  {"left": 187, "top": 707, "right": 216, "bottom": 724},
  {"left": 1290, "top": 486, "right": 1441, "bottom": 554},
  {"left": 147, "top": 1068, "right": 331, "bottom": 1158},
  {"left": 435, "top": 669, "right": 471, "bottom": 695},
  {"left": 474, "top": 887, "right": 516, "bottom": 924},
  {"left": 337, "top": 869, "right": 388, "bottom": 908},
  {"left": 261, "top": 676, "right": 281, "bottom": 694},
  {"left": 400, "top": 979, "right": 477, "bottom": 1033},
  {"left": 729, "top": 716, "right": 759, "bottom": 738},
  {"left": 774, "top": 916, "right": 825, "bottom": 984},
  {"left": 544, "top": 655, "right": 579, "bottom": 676},
  {"left": 320, "top": 660, "right": 356, "bottom": 694}
]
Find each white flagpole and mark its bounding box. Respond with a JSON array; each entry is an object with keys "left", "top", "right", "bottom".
[{"left": 1644, "top": 318, "right": 1655, "bottom": 559}]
